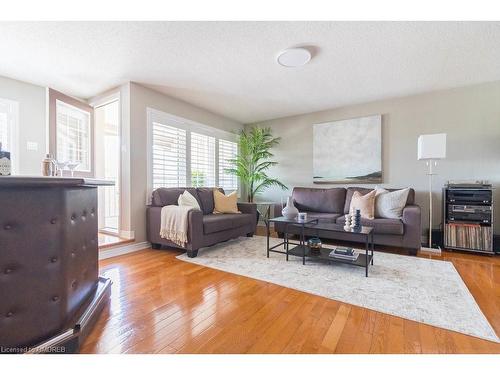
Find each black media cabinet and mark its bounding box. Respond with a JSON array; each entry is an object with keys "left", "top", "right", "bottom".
[{"left": 443, "top": 185, "right": 494, "bottom": 254}]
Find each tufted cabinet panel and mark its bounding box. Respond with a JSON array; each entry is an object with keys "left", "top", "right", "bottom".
[{"left": 0, "top": 186, "right": 98, "bottom": 349}]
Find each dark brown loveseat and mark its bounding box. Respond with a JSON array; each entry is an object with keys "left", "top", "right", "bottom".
[
  {"left": 147, "top": 187, "right": 257, "bottom": 257},
  {"left": 274, "top": 187, "right": 422, "bottom": 255}
]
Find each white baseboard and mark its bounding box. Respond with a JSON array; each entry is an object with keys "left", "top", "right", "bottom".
[{"left": 99, "top": 241, "right": 151, "bottom": 260}]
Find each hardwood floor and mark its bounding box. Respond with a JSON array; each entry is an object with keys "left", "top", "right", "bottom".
[{"left": 81, "top": 228, "right": 500, "bottom": 354}]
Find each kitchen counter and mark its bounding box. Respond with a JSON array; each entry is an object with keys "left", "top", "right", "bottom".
[{"left": 0, "top": 175, "right": 114, "bottom": 187}]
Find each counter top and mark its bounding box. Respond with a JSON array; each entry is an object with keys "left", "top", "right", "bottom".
[{"left": 0, "top": 176, "right": 115, "bottom": 187}]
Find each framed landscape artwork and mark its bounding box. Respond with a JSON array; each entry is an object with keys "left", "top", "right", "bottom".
[{"left": 313, "top": 115, "right": 382, "bottom": 184}]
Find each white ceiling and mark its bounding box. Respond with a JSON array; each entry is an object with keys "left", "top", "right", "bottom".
[{"left": 1, "top": 21, "right": 500, "bottom": 123}]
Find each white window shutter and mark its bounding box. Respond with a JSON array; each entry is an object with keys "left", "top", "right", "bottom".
[
  {"left": 147, "top": 108, "right": 239, "bottom": 196},
  {"left": 218, "top": 139, "right": 238, "bottom": 192},
  {"left": 152, "top": 122, "right": 187, "bottom": 189},
  {"left": 190, "top": 132, "right": 216, "bottom": 187}
]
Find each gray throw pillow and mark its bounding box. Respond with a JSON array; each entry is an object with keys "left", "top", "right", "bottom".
[{"left": 375, "top": 188, "right": 410, "bottom": 219}]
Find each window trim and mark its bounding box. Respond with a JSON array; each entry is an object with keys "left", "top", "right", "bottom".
[
  {"left": 0, "top": 97, "right": 19, "bottom": 174},
  {"left": 49, "top": 88, "right": 95, "bottom": 177},
  {"left": 146, "top": 107, "right": 239, "bottom": 204},
  {"left": 55, "top": 99, "right": 92, "bottom": 173}
]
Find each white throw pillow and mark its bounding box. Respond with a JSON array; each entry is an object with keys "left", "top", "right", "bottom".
[
  {"left": 374, "top": 188, "right": 410, "bottom": 219},
  {"left": 178, "top": 190, "right": 201, "bottom": 210}
]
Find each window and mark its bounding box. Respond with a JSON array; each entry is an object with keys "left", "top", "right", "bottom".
[
  {"left": 152, "top": 121, "right": 187, "bottom": 189},
  {"left": 0, "top": 97, "right": 18, "bottom": 172},
  {"left": 218, "top": 139, "right": 238, "bottom": 192},
  {"left": 148, "top": 108, "right": 239, "bottom": 195},
  {"left": 191, "top": 132, "right": 215, "bottom": 187},
  {"left": 56, "top": 100, "right": 91, "bottom": 172},
  {"left": 95, "top": 98, "right": 121, "bottom": 233}
]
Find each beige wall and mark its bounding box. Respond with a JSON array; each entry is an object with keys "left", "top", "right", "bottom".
[
  {"left": 129, "top": 83, "right": 243, "bottom": 242},
  {"left": 249, "top": 81, "right": 500, "bottom": 235},
  {"left": 0, "top": 75, "right": 47, "bottom": 175}
]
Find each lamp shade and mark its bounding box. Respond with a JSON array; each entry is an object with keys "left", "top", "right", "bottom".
[{"left": 417, "top": 133, "right": 447, "bottom": 160}]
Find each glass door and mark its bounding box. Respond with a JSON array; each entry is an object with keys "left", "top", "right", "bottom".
[{"left": 95, "top": 99, "right": 120, "bottom": 234}]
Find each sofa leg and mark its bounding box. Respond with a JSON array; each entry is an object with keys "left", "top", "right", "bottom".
[
  {"left": 246, "top": 233, "right": 254, "bottom": 237},
  {"left": 187, "top": 250, "right": 198, "bottom": 258},
  {"left": 408, "top": 248, "right": 418, "bottom": 256},
  {"left": 151, "top": 243, "right": 162, "bottom": 249}
]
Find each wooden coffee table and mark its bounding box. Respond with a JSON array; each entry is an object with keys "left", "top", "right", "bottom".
[{"left": 266, "top": 216, "right": 374, "bottom": 277}]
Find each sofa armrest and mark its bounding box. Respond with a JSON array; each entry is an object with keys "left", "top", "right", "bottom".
[
  {"left": 187, "top": 209, "right": 204, "bottom": 250},
  {"left": 237, "top": 202, "right": 258, "bottom": 232},
  {"left": 147, "top": 206, "right": 204, "bottom": 250},
  {"left": 146, "top": 206, "right": 162, "bottom": 244},
  {"left": 402, "top": 205, "right": 422, "bottom": 250}
]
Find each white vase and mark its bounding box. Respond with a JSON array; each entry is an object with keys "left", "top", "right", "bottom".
[
  {"left": 343, "top": 214, "right": 351, "bottom": 231},
  {"left": 282, "top": 196, "right": 299, "bottom": 220}
]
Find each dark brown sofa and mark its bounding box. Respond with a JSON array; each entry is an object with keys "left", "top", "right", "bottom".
[
  {"left": 274, "top": 187, "right": 422, "bottom": 255},
  {"left": 147, "top": 187, "right": 257, "bottom": 257}
]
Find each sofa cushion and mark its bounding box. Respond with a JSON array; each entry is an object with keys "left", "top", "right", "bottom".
[
  {"left": 303, "top": 212, "right": 342, "bottom": 222},
  {"left": 349, "top": 190, "right": 376, "bottom": 219},
  {"left": 344, "top": 187, "right": 415, "bottom": 213},
  {"left": 213, "top": 190, "right": 239, "bottom": 214},
  {"left": 292, "top": 187, "right": 346, "bottom": 213},
  {"left": 203, "top": 213, "right": 253, "bottom": 234},
  {"left": 152, "top": 187, "right": 200, "bottom": 207},
  {"left": 178, "top": 190, "right": 201, "bottom": 210},
  {"left": 375, "top": 187, "right": 410, "bottom": 218},
  {"left": 343, "top": 187, "right": 373, "bottom": 214},
  {"left": 197, "top": 187, "right": 224, "bottom": 214},
  {"left": 336, "top": 215, "right": 404, "bottom": 235}
]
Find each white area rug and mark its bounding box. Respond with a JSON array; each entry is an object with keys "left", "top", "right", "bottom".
[{"left": 177, "top": 236, "right": 499, "bottom": 343}]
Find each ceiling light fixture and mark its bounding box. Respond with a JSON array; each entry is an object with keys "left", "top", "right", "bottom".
[{"left": 277, "top": 47, "right": 312, "bottom": 67}]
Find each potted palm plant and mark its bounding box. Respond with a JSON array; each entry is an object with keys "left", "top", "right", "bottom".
[{"left": 226, "top": 126, "right": 287, "bottom": 203}]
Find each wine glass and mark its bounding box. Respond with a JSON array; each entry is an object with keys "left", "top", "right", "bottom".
[
  {"left": 56, "top": 160, "right": 68, "bottom": 177},
  {"left": 66, "top": 161, "right": 80, "bottom": 177}
]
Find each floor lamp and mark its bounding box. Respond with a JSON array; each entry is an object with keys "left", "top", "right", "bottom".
[{"left": 417, "top": 133, "right": 447, "bottom": 252}]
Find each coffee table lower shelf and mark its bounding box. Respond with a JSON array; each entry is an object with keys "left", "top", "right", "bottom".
[{"left": 288, "top": 245, "right": 373, "bottom": 268}]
